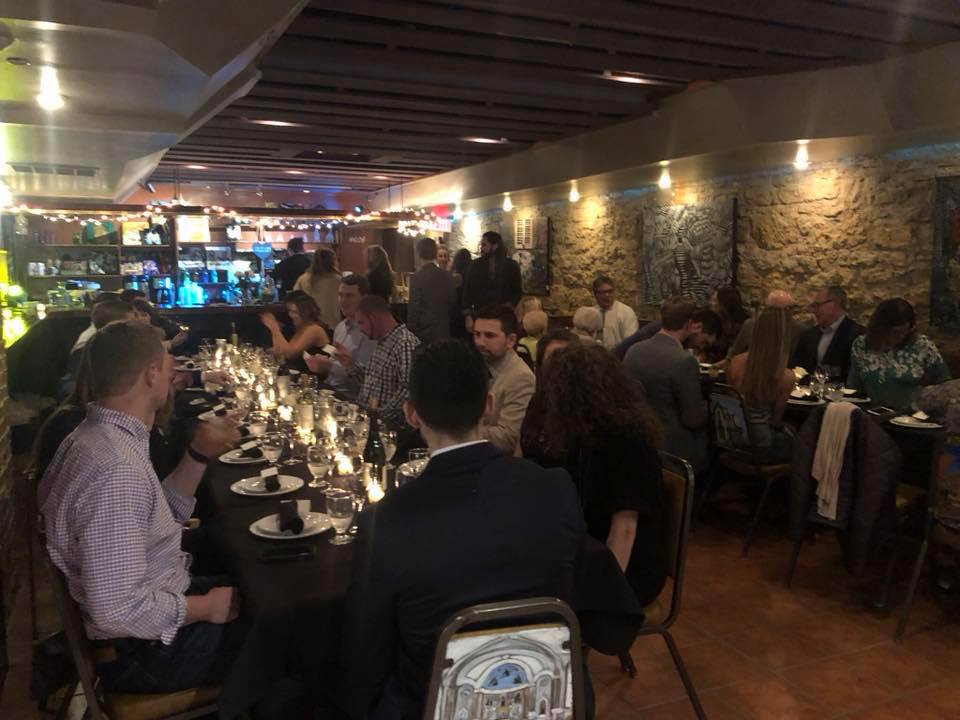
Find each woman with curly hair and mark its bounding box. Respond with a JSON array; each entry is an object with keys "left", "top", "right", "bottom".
[{"left": 520, "top": 342, "right": 666, "bottom": 605}]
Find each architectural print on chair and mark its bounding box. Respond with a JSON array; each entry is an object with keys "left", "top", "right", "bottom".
[
  {"left": 932, "top": 176, "right": 960, "bottom": 332},
  {"left": 434, "top": 625, "right": 573, "bottom": 720},
  {"left": 710, "top": 393, "right": 750, "bottom": 451},
  {"left": 640, "top": 200, "right": 735, "bottom": 306}
]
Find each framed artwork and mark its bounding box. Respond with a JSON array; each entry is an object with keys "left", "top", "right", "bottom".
[
  {"left": 176, "top": 215, "right": 210, "bottom": 244},
  {"left": 512, "top": 216, "right": 550, "bottom": 295},
  {"left": 639, "top": 199, "right": 736, "bottom": 305},
  {"left": 932, "top": 176, "right": 960, "bottom": 332}
]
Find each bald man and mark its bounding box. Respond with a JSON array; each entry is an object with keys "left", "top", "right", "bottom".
[{"left": 727, "top": 289, "right": 804, "bottom": 358}]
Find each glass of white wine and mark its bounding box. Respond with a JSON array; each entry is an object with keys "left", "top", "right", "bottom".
[
  {"left": 306, "top": 445, "right": 331, "bottom": 489},
  {"left": 325, "top": 489, "right": 355, "bottom": 545}
]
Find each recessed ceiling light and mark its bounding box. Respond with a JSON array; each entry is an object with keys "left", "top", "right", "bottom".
[
  {"left": 316, "top": 150, "right": 324, "bottom": 154},
  {"left": 248, "top": 119, "right": 306, "bottom": 127},
  {"left": 601, "top": 70, "right": 681, "bottom": 86},
  {"left": 185, "top": 164, "right": 208, "bottom": 170},
  {"left": 302, "top": 189, "right": 311, "bottom": 194},
  {"left": 285, "top": 170, "right": 305, "bottom": 175},
  {"left": 462, "top": 136, "right": 508, "bottom": 144},
  {"left": 372, "top": 175, "right": 390, "bottom": 180}
]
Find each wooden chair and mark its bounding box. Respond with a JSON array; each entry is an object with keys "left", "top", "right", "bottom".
[
  {"left": 620, "top": 453, "right": 705, "bottom": 719},
  {"left": 422, "top": 598, "right": 586, "bottom": 720},
  {"left": 703, "top": 383, "right": 791, "bottom": 555},
  {"left": 48, "top": 563, "right": 220, "bottom": 720}
]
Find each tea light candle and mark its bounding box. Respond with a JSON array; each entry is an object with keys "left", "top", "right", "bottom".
[
  {"left": 278, "top": 404, "right": 293, "bottom": 422},
  {"left": 367, "top": 479, "right": 385, "bottom": 503}
]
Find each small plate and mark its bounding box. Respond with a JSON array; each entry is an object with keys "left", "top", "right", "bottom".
[
  {"left": 230, "top": 474, "right": 303, "bottom": 497},
  {"left": 845, "top": 396, "right": 871, "bottom": 404},
  {"left": 890, "top": 415, "right": 943, "bottom": 430},
  {"left": 249, "top": 511, "right": 331, "bottom": 539},
  {"left": 841, "top": 388, "right": 858, "bottom": 395},
  {"left": 788, "top": 398, "right": 825, "bottom": 406},
  {"left": 175, "top": 355, "right": 191, "bottom": 362},
  {"left": 219, "top": 448, "right": 266, "bottom": 465}
]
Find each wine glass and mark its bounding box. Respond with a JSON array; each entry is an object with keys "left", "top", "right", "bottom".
[
  {"left": 347, "top": 473, "right": 368, "bottom": 535},
  {"left": 325, "top": 489, "right": 355, "bottom": 545},
  {"left": 409, "top": 448, "right": 430, "bottom": 474},
  {"left": 261, "top": 432, "right": 285, "bottom": 468},
  {"left": 381, "top": 430, "right": 397, "bottom": 464},
  {"left": 307, "top": 445, "right": 331, "bottom": 489},
  {"left": 247, "top": 411, "right": 269, "bottom": 437}
]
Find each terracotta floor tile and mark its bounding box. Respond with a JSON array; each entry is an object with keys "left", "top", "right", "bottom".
[
  {"left": 844, "top": 697, "right": 948, "bottom": 720},
  {"left": 603, "top": 653, "right": 690, "bottom": 709},
  {"left": 911, "top": 678, "right": 960, "bottom": 717},
  {"left": 723, "top": 624, "right": 837, "bottom": 670},
  {"left": 899, "top": 623, "right": 960, "bottom": 667},
  {"left": 630, "top": 620, "right": 713, "bottom": 658},
  {"left": 635, "top": 692, "right": 741, "bottom": 720},
  {"left": 709, "top": 678, "right": 829, "bottom": 720}
]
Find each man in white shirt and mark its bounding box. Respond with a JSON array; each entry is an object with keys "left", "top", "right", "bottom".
[{"left": 593, "top": 275, "right": 639, "bottom": 348}]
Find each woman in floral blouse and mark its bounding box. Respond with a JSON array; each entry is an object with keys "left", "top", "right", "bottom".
[{"left": 847, "top": 298, "right": 950, "bottom": 412}]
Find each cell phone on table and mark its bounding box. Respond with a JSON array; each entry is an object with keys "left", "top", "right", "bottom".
[
  {"left": 257, "top": 544, "right": 316, "bottom": 563},
  {"left": 867, "top": 406, "right": 896, "bottom": 416}
]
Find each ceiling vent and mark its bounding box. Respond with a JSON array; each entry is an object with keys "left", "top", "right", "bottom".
[{"left": 9, "top": 163, "right": 98, "bottom": 177}]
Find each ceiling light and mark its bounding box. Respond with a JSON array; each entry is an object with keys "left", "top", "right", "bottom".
[
  {"left": 793, "top": 140, "right": 810, "bottom": 170},
  {"left": 285, "top": 170, "right": 305, "bottom": 175},
  {"left": 569, "top": 183, "right": 581, "bottom": 203},
  {"left": 186, "top": 164, "right": 208, "bottom": 170},
  {"left": 372, "top": 175, "right": 390, "bottom": 180},
  {"left": 353, "top": 204, "right": 364, "bottom": 214},
  {"left": 463, "top": 136, "right": 509, "bottom": 144},
  {"left": 302, "top": 189, "right": 311, "bottom": 194},
  {"left": 316, "top": 150, "right": 325, "bottom": 155},
  {"left": 602, "top": 69, "right": 667, "bottom": 86},
  {"left": 36, "top": 66, "right": 64, "bottom": 110},
  {"left": 502, "top": 193, "right": 513, "bottom": 212},
  {"left": 248, "top": 119, "right": 306, "bottom": 127},
  {"left": 658, "top": 161, "right": 672, "bottom": 190}
]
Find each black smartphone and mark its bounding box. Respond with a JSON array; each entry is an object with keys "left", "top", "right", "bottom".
[
  {"left": 257, "top": 544, "right": 316, "bottom": 563},
  {"left": 867, "top": 406, "right": 896, "bottom": 416}
]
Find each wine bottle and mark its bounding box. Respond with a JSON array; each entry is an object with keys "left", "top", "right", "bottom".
[
  {"left": 362, "top": 411, "right": 386, "bottom": 470},
  {"left": 230, "top": 321, "right": 239, "bottom": 347}
]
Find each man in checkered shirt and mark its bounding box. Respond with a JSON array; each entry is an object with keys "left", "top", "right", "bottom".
[{"left": 38, "top": 321, "right": 244, "bottom": 695}]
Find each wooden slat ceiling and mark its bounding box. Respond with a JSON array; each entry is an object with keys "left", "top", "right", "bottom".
[{"left": 151, "top": 0, "right": 960, "bottom": 196}]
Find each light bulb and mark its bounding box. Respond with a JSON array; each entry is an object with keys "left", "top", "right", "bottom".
[
  {"left": 658, "top": 166, "right": 672, "bottom": 190},
  {"left": 569, "top": 184, "right": 581, "bottom": 203},
  {"left": 793, "top": 141, "right": 810, "bottom": 170},
  {"left": 502, "top": 194, "right": 513, "bottom": 212}
]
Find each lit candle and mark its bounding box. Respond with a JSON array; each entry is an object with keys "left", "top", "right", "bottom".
[
  {"left": 367, "top": 479, "right": 385, "bottom": 503},
  {"left": 334, "top": 452, "right": 354, "bottom": 475},
  {"left": 297, "top": 402, "right": 314, "bottom": 430},
  {"left": 278, "top": 404, "right": 293, "bottom": 422},
  {"left": 323, "top": 416, "right": 338, "bottom": 439}
]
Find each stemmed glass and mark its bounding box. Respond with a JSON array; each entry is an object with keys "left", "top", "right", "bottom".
[
  {"left": 325, "top": 489, "right": 355, "bottom": 545},
  {"left": 307, "top": 445, "right": 331, "bottom": 489},
  {"left": 381, "top": 430, "right": 397, "bottom": 464},
  {"left": 347, "top": 473, "right": 368, "bottom": 535},
  {"left": 247, "top": 411, "right": 269, "bottom": 438},
  {"left": 261, "top": 432, "right": 285, "bottom": 469}
]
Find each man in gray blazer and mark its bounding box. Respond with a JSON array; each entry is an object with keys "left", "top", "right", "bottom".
[
  {"left": 624, "top": 296, "right": 709, "bottom": 473},
  {"left": 407, "top": 237, "right": 457, "bottom": 344}
]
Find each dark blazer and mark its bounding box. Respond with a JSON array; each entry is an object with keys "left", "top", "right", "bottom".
[
  {"left": 406, "top": 262, "right": 457, "bottom": 344},
  {"left": 272, "top": 253, "right": 310, "bottom": 299},
  {"left": 341, "top": 442, "right": 583, "bottom": 720},
  {"left": 791, "top": 315, "right": 865, "bottom": 379},
  {"left": 461, "top": 255, "right": 523, "bottom": 310}
]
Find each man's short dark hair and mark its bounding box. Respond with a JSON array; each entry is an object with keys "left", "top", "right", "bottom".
[
  {"left": 693, "top": 309, "right": 722, "bottom": 339},
  {"left": 592, "top": 275, "right": 614, "bottom": 293},
  {"left": 287, "top": 236, "right": 305, "bottom": 253},
  {"left": 410, "top": 340, "right": 489, "bottom": 436},
  {"left": 660, "top": 296, "right": 696, "bottom": 331},
  {"left": 341, "top": 273, "right": 369, "bottom": 294},
  {"left": 473, "top": 304, "right": 519, "bottom": 337},
  {"left": 416, "top": 237, "right": 437, "bottom": 261},
  {"left": 92, "top": 300, "right": 134, "bottom": 329},
  {"left": 357, "top": 294, "right": 392, "bottom": 316}
]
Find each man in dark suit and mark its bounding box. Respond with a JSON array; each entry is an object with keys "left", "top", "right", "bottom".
[
  {"left": 342, "top": 340, "right": 584, "bottom": 719},
  {"left": 406, "top": 237, "right": 457, "bottom": 344},
  {"left": 792, "top": 286, "right": 864, "bottom": 380},
  {"left": 272, "top": 236, "right": 310, "bottom": 299}
]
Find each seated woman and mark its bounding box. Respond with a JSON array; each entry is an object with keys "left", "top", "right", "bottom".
[
  {"left": 847, "top": 298, "right": 950, "bottom": 412},
  {"left": 518, "top": 309, "right": 548, "bottom": 369},
  {"left": 572, "top": 306, "right": 603, "bottom": 343},
  {"left": 131, "top": 298, "right": 187, "bottom": 351},
  {"left": 259, "top": 291, "right": 331, "bottom": 364},
  {"left": 521, "top": 342, "right": 666, "bottom": 606},
  {"left": 726, "top": 307, "right": 796, "bottom": 464}
]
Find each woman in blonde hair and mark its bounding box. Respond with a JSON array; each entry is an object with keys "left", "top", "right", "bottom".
[
  {"left": 726, "top": 307, "right": 796, "bottom": 463},
  {"left": 293, "top": 247, "right": 341, "bottom": 330}
]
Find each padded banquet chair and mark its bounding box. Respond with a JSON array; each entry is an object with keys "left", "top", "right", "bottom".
[
  {"left": 703, "top": 383, "right": 791, "bottom": 555},
  {"left": 618, "top": 453, "right": 705, "bottom": 719},
  {"left": 48, "top": 563, "right": 221, "bottom": 720},
  {"left": 422, "top": 598, "right": 586, "bottom": 720}
]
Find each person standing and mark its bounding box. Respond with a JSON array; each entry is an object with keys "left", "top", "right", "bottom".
[
  {"left": 593, "top": 275, "right": 639, "bottom": 349},
  {"left": 273, "top": 237, "right": 311, "bottom": 300},
  {"left": 365, "top": 245, "right": 395, "bottom": 304},
  {"left": 472, "top": 305, "right": 536, "bottom": 453},
  {"left": 292, "top": 247, "right": 341, "bottom": 330},
  {"left": 791, "top": 286, "right": 864, "bottom": 380},
  {"left": 406, "top": 237, "right": 457, "bottom": 344},
  {"left": 436, "top": 244, "right": 451, "bottom": 270},
  {"left": 342, "top": 339, "right": 583, "bottom": 719},
  {"left": 461, "top": 231, "right": 523, "bottom": 311}
]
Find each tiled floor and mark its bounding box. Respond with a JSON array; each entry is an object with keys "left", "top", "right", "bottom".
[{"left": 2, "top": 518, "right": 958, "bottom": 719}]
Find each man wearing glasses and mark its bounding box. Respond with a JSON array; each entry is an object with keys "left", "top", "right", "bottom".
[
  {"left": 792, "top": 286, "right": 864, "bottom": 379},
  {"left": 592, "top": 274, "right": 638, "bottom": 349}
]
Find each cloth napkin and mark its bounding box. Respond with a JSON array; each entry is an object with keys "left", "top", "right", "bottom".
[
  {"left": 261, "top": 467, "right": 280, "bottom": 492},
  {"left": 277, "top": 499, "right": 304, "bottom": 534},
  {"left": 812, "top": 402, "right": 857, "bottom": 520},
  {"left": 240, "top": 440, "right": 263, "bottom": 459}
]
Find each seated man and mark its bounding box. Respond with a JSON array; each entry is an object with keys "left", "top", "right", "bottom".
[
  {"left": 334, "top": 294, "right": 420, "bottom": 429},
  {"left": 624, "top": 296, "right": 709, "bottom": 473},
  {"left": 303, "top": 274, "right": 376, "bottom": 400},
  {"left": 593, "top": 274, "right": 638, "bottom": 348},
  {"left": 58, "top": 299, "right": 135, "bottom": 400},
  {"left": 342, "top": 340, "right": 584, "bottom": 718},
  {"left": 472, "top": 304, "right": 536, "bottom": 453},
  {"left": 791, "top": 285, "right": 864, "bottom": 379},
  {"left": 614, "top": 308, "right": 722, "bottom": 362},
  {"left": 39, "top": 320, "right": 246, "bottom": 697}
]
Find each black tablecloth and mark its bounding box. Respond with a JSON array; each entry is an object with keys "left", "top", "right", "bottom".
[{"left": 196, "top": 456, "right": 352, "bottom": 718}]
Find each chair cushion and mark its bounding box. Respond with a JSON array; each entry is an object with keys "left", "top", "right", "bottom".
[
  {"left": 103, "top": 685, "right": 219, "bottom": 720},
  {"left": 718, "top": 452, "right": 790, "bottom": 477}
]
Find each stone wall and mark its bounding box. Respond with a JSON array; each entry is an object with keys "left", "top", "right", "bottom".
[{"left": 448, "top": 143, "right": 960, "bottom": 332}]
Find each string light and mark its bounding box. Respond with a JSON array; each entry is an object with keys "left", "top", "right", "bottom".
[
  {"left": 793, "top": 140, "right": 810, "bottom": 170},
  {"left": 658, "top": 161, "right": 672, "bottom": 190}
]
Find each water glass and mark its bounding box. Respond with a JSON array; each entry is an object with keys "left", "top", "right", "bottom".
[
  {"left": 306, "top": 445, "right": 331, "bottom": 489},
  {"left": 409, "top": 447, "right": 430, "bottom": 473},
  {"left": 325, "top": 489, "right": 355, "bottom": 545},
  {"left": 826, "top": 382, "right": 844, "bottom": 402},
  {"left": 247, "top": 411, "right": 269, "bottom": 437},
  {"left": 261, "top": 432, "right": 285, "bottom": 467}
]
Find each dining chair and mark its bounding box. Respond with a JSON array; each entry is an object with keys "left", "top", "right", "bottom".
[
  {"left": 703, "top": 383, "right": 791, "bottom": 555},
  {"left": 47, "top": 561, "right": 221, "bottom": 720},
  {"left": 620, "top": 452, "right": 705, "bottom": 719},
  {"left": 422, "top": 597, "right": 586, "bottom": 720}
]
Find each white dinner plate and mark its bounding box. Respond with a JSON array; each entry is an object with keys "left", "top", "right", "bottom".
[
  {"left": 219, "top": 448, "right": 267, "bottom": 465},
  {"left": 787, "top": 398, "right": 825, "bottom": 406},
  {"left": 890, "top": 415, "right": 943, "bottom": 430},
  {"left": 249, "top": 512, "right": 331, "bottom": 539},
  {"left": 230, "top": 474, "right": 303, "bottom": 497}
]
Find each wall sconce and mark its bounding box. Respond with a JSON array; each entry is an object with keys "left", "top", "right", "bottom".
[
  {"left": 568, "top": 183, "right": 581, "bottom": 203},
  {"left": 502, "top": 193, "right": 513, "bottom": 212},
  {"left": 658, "top": 161, "right": 672, "bottom": 189},
  {"left": 793, "top": 140, "right": 810, "bottom": 170}
]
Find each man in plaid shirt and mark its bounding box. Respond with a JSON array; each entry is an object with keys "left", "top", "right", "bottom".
[{"left": 333, "top": 294, "right": 420, "bottom": 429}]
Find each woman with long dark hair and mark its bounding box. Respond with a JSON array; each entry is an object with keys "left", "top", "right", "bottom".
[
  {"left": 461, "top": 231, "right": 522, "bottom": 311},
  {"left": 366, "top": 244, "right": 395, "bottom": 303},
  {"left": 711, "top": 286, "right": 749, "bottom": 353},
  {"left": 847, "top": 298, "right": 950, "bottom": 412},
  {"left": 521, "top": 342, "right": 666, "bottom": 605},
  {"left": 293, "top": 248, "right": 341, "bottom": 330},
  {"left": 260, "top": 291, "right": 331, "bottom": 362}
]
